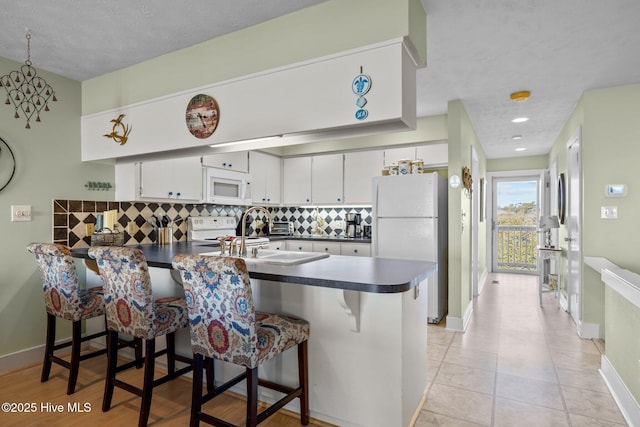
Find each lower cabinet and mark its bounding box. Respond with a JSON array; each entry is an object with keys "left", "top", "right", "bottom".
[
  {"left": 340, "top": 243, "right": 371, "bottom": 257},
  {"left": 312, "top": 242, "right": 341, "bottom": 255},
  {"left": 280, "top": 240, "right": 370, "bottom": 257}
]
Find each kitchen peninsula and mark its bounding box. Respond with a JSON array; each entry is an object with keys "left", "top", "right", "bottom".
[{"left": 72, "top": 241, "right": 435, "bottom": 427}]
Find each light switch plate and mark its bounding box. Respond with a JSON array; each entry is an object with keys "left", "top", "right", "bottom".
[
  {"left": 11, "top": 205, "right": 32, "bottom": 222},
  {"left": 601, "top": 206, "right": 618, "bottom": 219}
]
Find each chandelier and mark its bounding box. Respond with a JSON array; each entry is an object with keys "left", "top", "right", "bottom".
[{"left": 0, "top": 33, "right": 57, "bottom": 129}]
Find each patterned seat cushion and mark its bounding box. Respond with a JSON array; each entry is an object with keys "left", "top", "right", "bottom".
[
  {"left": 27, "top": 243, "right": 106, "bottom": 322},
  {"left": 172, "top": 254, "right": 309, "bottom": 369},
  {"left": 88, "top": 246, "right": 188, "bottom": 340}
]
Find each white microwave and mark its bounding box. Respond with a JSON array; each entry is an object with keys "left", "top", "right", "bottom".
[{"left": 203, "top": 167, "right": 252, "bottom": 205}]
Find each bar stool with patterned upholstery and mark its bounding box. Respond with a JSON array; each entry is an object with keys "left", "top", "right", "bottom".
[
  {"left": 89, "top": 246, "right": 210, "bottom": 427},
  {"left": 172, "top": 254, "right": 310, "bottom": 427},
  {"left": 27, "top": 242, "right": 108, "bottom": 395}
]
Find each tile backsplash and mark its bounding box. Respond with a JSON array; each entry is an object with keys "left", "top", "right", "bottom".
[{"left": 53, "top": 199, "right": 372, "bottom": 249}]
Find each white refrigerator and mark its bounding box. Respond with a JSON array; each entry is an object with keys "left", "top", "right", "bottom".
[{"left": 372, "top": 173, "right": 448, "bottom": 323}]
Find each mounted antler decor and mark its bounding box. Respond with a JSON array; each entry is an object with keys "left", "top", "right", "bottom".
[
  {"left": 103, "top": 114, "right": 131, "bottom": 145},
  {"left": 462, "top": 166, "right": 473, "bottom": 198}
]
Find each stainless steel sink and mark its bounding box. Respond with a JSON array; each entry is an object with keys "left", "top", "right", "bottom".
[{"left": 198, "top": 249, "right": 329, "bottom": 265}]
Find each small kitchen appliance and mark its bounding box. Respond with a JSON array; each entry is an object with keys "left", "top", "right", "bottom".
[
  {"left": 346, "top": 213, "right": 357, "bottom": 238},
  {"left": 270, "top": 221, "right": 292, "bottom": 236}
]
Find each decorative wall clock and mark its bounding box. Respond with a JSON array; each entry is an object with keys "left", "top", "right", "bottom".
[
  {"left": 0, "top": 136, "right": 17, "bottom": 192},
  {"left": 185, "top": 94, "right": 220, "bottom": 139}
]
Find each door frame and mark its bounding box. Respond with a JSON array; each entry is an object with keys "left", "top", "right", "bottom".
[
  {"left": 486, "top": 169, "right": 546, "bottom": 274},
  {"left": 566, "top": 128, "right": 582, "bottom": 327}
]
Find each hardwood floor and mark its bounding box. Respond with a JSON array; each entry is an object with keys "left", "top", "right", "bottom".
[{"left": 0, "top": 352, "right": 328, "bottom": 427}]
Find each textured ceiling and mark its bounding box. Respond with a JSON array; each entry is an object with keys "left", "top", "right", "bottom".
[{"left": 1, "top": 1, "right": 640, "bottom": 159}]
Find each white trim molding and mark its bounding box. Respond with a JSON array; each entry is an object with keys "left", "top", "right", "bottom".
[
  {"left": 577, "top": 321, "right": 600, "bottom": 339},
  {"left": 601, "top": 355, "right": 640, "bottom": 426},
  {"left": 446, "top": 302, "right": 473, "bottom": 332}
]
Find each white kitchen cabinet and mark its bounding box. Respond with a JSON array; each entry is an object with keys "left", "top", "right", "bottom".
[
  {"left": 249, "top": 151, "right": 281, "bottom": 205},
  {"left": 416, "top": 143, "right": 448, "bottom": 167},
  {"left": 341, "top": 242, "right": 371, "bottom": 257},
  {"left": 283, "top": 157, "right": 312, "bottom": 205},
  {"left": 270, "top": 240, "right": 286, "bottom": 251},
  {"left": 344, "top": 150, "right": 384, "bottom": 204},
  {"left": 383, "top": 146, "right": 416, "bottom": 167},
  {"left": 202, "top": 151, "right": 249, "bottom": 173},
  {"left": 312, "top": 154, "right": 344, "bottom": 205},
  {"left": 139, "top": 157, "right": 202, "bottom": 201},
  {"left": 312, "top": 241, "right": 341, "bottom": 255},
  {"left": 286, "top": 241, "right": 314, "bottom": 252}
]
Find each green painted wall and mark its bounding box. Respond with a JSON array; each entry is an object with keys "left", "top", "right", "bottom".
[
  {"left": 447, "top": 100, "right": 486, "bottom": 321},
  {"left": 0, "top": 56, "right": 114, "bottom": 358},
  {"left": 487, "top": 155, "right": 548, "bottom": 172},
  {"left": 82, "top": 0, "right": 426, "bottom": 115}
]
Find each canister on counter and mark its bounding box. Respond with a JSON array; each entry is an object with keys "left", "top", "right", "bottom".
[
  {"left": 412, "top": 159, "right": 424, "bottom": 174},
  {"left": 398, "top": 159, "right": 412, "bottom": 175},
  {"left": 389, "top": 163, "right": 399, "bottom": 175}
]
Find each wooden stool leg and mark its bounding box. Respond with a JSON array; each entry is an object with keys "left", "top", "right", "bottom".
[
  {"left": 246, "top": 367, "right": 258, "bottom": 427},
  {"left": 139, "top": 338, "right": 156, "bottom": 427},
  {"left": 102, "top": 330, "right": 118, "bottom": 412},
  {"left": 298, "top": 341, "right": 310, "bottom": 425},
  {"left": 41, "top": 313, "right": 56, "bottom": 383},
  {"left": 190, "top": 354, "right": 204, "bottom": 427},
  {"left": 135, "top": 337, "right": 144, "bottom": 369},
  {"left": 67, "top": 320, "right": 82, "bottom": 395},
  {"left": 166, "top": 332, "right": 176, "bottom": 374},
  {"left": 205, "top": 357, "right": 215, "bottom": 393}
]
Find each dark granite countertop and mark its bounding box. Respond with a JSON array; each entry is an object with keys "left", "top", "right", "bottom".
[{"left": 72, "top": 241, "right": 435, "bottom": 294}]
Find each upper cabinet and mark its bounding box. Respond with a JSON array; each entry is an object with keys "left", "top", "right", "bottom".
[
  {"left": 344, "top": 150, "right": 384, "bottom": 205},
  {"left": 249, "top": 151, "right": 281, "bottom": 206},
  {"left": 384, "top": 143, "right": 448, "bottom": 168},
  {"left": 383, "top": 146, "right": 417, "bottom": 167},
  {"left": 202, "top": 151, "right": 249, "bottom": 173},
  {"left": 311, "top": 154, "right": 343, "bottom": 205},
  {"left": 138, "top": 157, "right": 202, "bottom": 201},
  {"left": 416, "top": 143, "right": 448, "bottom": 167},
  {"left": 283, "top": 157, "right": 312, "bottom": 205}
]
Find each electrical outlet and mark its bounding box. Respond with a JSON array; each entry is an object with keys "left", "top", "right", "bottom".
[
  {"left": 85, "top": 223, "right": 95, "bottom": 235},
  {"left": 11, "top": 205, "right": 32, "bottom": 222},
  {"left": 601, "top": 206, "right": 618, "bottom": 219}
]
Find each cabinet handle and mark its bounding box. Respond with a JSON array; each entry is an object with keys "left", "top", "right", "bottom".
[
  {"left": 168, "top": 191, "right": 173, "bottom": 197},
  {"left": 298, "top": 246, "right": 302, "bottom": 251},
  {"left": 324, "top": 247, "right": 329, "bottom": 251},
  {"left": 267, "top": 198, "right": 270, "bottom": 202},
  {"left": 222, "top": 162, "right": 227, "bottom": 167},
  {"left": 228, "top": 163, "right": 232, "bottom": 168},
  {"left": 337, "top": 198, "right": 341, "bottom": 202},
  {"left": 306, "top": 198, "right": 310, "bottom": 203},
  {"left": 354, "top": 249, "right": 358, "bottom": 254}
]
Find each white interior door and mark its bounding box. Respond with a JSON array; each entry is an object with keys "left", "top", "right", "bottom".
[{"left": 566, "top": 130, "right": 581, "bottom": 324}]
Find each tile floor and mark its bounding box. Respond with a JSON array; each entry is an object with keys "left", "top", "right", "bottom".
[{"left": 415, "top": 273, "right": 628, "bottom": 426}]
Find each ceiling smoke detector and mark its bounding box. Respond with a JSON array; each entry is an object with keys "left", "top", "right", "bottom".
[{"left": 510, "top": 91, "right": 531, "bottom": 102}]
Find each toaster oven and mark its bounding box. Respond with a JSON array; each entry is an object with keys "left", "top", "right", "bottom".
[{"left": 270, "top": 221, "right": 292, "bottom": 235}]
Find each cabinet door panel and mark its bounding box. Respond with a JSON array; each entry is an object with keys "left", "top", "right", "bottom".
[
  {"left": 172, "top": 157, "right": 203, "bottom": 200},
  {"left": 283, "top": 157, "right": 312, "bottom": 205},
  {"left": 344, "top": 150, "right": 383, "bottom": 204},
  {"left": 140, "top": 159, "right": 172, "bottom": 199},
  {"left": 312, "top": 242, "right": 341, "bottom": 255},
  {"left": 416, "top": 143, "right": 448, "bottom": 167},
  {"left": 312, "top": 154, "right": 343, "bottom": 204},
  {"left": 341, "top": 243, "right": 371, "bottom": 257},
  {"left": 202, "top": 151, "right": 249, "bottom": 172}
]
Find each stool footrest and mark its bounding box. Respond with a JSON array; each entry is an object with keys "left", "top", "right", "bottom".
[{"left": 201, "top": 372, "right": 247, "bottom": 405}]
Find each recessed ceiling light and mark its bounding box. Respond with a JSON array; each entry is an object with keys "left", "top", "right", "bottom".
[
  {"left": 510, "top": 91, "right": 531, "bottom": 102},
  {"left": 512, "top": 135, "right": 523, "bottom": 140},
  {"left": 512, "top": 117, "right": 529, "bottom": 123},
  {"left": 515, "top": 147, "right": 527, "bottom": 152}
]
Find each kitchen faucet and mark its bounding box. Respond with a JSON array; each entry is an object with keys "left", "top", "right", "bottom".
[{"left": 239, "top": 206, "right": 272, "bottom": 257}]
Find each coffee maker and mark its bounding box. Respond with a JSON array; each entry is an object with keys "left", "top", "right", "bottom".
[
  {"left": 346, "top": 213, "right": 361, "bottom": 238},
  {"left": 346, "top": 213, "right": 356, "bottom": 238}
]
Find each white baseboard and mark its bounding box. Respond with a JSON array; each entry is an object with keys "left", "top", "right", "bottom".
[
  {"left": 445, "top": 302, "right": 473, "bottom": 332},
  {"left": 600, "top": 355, "right": 640, "bottom": 427},
  {"left": 577, "top": 321, "right": 600, "bottom": 339},
  {"left": 0, "top": 344, "right": 45, "bottom": 374},
  {"left": 477, "top": 270, "right": 489, "bottom": 295}
]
